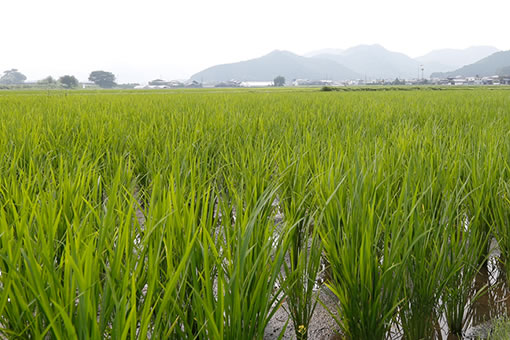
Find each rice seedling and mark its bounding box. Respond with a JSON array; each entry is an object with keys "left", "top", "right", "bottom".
[
  {"left": 277, "top": 155, "right": 322, "bottom": 340},
  {"left": 317, "top": 153, "right": 419, "bottom": 340},
  {"left": 196, "top": 185, "right": 288, "bottom": 340},
  {"left": 441, "top": 177, "right": 491, "bottom": 337},
  {"left": 492, "top": 177, "right": 510, "bottom": 284}
]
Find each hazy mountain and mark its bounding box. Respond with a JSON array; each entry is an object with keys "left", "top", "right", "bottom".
[
  {"left": 431, "top": 50, "right": 510, "bottom": 78},
  {"left": 190, "top": 50, "right": 360, "bottom": 82},
  {"left": 416, "top": 46, "right": 499, "bottom": 72},
  {"left": 304, "top": 48, "right": 344, "bottom": 57},
  {"left": 190, "top": 45, "right": 506, "bottom": 83},
  {"left": 314, "top": 44, "right": 421, "bottom": 79}
]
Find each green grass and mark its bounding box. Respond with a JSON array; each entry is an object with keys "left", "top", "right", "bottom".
[{"left": 1, "top": 88, "right": 510, "bottom": 339}]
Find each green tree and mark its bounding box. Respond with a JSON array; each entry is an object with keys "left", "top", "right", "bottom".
[
  {"left": 38, "top": 76, "right": 57, "bottom": 85},
  {"left": 59, "top": 75, "right": 79, "bottom": 88},
  {"left": 88, "top": 70, "right": 116, "bottom": 88},
  {"left": 273, "top": 75, "right": 285, "bottom": 87},
  {"left": 0, "top": 69, "right": 27, "bottom": 84},
  {"left": 392, "top": 78, "right": 405, "bottom": 85}
]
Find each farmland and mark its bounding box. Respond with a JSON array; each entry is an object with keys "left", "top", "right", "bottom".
[{"left": 1, "top": 88, "right": 510, "bottom": 339}]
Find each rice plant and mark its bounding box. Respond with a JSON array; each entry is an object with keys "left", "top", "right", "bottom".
[{"left": 0, "top": 88, "right": 509, "bottom": 339}]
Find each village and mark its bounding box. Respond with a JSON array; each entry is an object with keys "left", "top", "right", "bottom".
[{"left": 133, "top": 74, "right": 510, "bottom": 89}]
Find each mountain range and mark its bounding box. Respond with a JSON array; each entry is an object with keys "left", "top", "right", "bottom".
[
  {"left": 431, "top": 50, "right": 510, "bottom": 78},
  {"left": 190, "top": 45, "right": 508, "bottom": 82},
  {"left": 312, "top": 44, "right": 421, "bottom": 79},
  {"left": 416, "top": 46, "right": 500, "bottom": 73},
  {"left": 190, "top": 50, "right": 360, "bottom": 82}
]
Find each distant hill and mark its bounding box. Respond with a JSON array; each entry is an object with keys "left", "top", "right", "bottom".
[
  {"left": 431, "top": 50, "right": 510, "bottom": 78},
  {"left": 190, "top": 50, "right": 360, "bottom": 82},
  {"left": 314, "top": 44, "right": 421, "bottom": 79},
  {"left": 416, "top": 46, "right": 499, "bottom": 72}
]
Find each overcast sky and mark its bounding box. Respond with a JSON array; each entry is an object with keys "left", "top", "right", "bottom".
[{"left": 1, "top": 0, "right": 509, "bottom": 83}]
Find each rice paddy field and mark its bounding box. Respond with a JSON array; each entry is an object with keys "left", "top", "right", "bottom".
[{"left": 1, "top": 88, "right": 510, "bottom": 339}]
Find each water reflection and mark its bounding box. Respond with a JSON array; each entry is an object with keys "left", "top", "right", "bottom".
[{"left": 389, "top": 254, "right": 510, "bottom": 339}]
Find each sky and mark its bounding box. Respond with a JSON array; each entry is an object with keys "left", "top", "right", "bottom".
[{"left": 1, "top": 0, "right": 509, "bottom": 83}]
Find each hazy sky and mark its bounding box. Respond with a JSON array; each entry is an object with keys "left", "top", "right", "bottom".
[{"left": 2, "top": 0, "right": 509, "bottom": 83}]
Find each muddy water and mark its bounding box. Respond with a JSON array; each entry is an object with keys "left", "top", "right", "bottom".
[
  {"left": 284, "top": 250, "right": 510, "bottom": 340},
  {"left": 266, "top": 264, "right": 510, "bottom": 340},
  {"left": 454, "top": 261, "right": 510, "bottom": 339},
  {"left": 441, "top": 241, "right": 510, "bottom": 340},
  {"left": 402, "top": 251, "right": 510, "bottom": 340}
]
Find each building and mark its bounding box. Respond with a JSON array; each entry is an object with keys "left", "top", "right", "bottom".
[
  {"left": 214, "top": 80, "right": 241, "bottom": 87},
  {"left": 240, "top": 81, "right": 274, "bottom": 87},
  {"left": 293, "top": 79, "right": 337, "bottom": 86}
]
